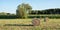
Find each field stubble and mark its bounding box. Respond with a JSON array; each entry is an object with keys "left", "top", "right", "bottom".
[{"left": 0, "top": 19, "right": 60, "bottom": 30}]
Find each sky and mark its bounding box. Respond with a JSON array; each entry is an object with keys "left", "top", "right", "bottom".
[{"left": 0, "top": 0, "right": 60, "bottom": 13}]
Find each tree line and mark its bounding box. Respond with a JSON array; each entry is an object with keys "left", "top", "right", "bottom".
[
  {"left": 29, "top": 8, "right": 60, "bottom": 14},
  {"left": 0, "top": 8, "right": 60, "bottom": 19}
]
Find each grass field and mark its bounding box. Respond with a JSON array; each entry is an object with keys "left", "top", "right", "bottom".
[
  {"left": 0, "top": 19, "right": 60, "bottom": 30},
  {"left": 28, "top": 14, "right": 60, "bottom": 16}
]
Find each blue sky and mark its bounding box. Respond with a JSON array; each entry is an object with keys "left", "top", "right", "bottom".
[{"left": 0, "top": 0, "right": 60, "bottom": 13}]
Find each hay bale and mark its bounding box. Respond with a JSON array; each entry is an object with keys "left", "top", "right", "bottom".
[
  {"left": 32, "top": 18, "right": 40, "bottom": 26},
  {"left": 44, "top": 17, "right": 49, "bottom": 22}
]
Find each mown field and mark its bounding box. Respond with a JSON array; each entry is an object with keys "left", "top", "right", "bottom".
[{"left": 0, "top": 19, "right": 60, "bottom": 30}]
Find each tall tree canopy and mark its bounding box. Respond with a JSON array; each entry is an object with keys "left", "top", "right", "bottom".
[{"left": 16, "top": 3, "right": 32, "bottom": 19}]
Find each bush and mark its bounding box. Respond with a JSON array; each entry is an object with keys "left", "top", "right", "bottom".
[
  {"left": 28, "top": 15, "right": 60, "bottom": 19},
  {"left": 0, "top": 15, "right": 17, "bottom": 19}
]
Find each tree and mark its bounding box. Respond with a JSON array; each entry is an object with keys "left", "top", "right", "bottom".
[{"left": 16, "top": 3, "right": 32, "bottom": 19}]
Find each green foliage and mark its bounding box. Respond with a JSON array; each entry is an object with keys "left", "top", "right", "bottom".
[
  {"left": 16, "top": 3, "right": 32, "bottom": 19},
  {"left": 28, "top": 15, "right": 60, "bottom": 19},
  {"left": 0, "top": 15, "right": 17, "bottom": 19},
  {"left": 0, "top": 14, "right": 60, "bottom": 19},
  {"left": 29, "top": 8, "right": 60, "bottom": 14}
]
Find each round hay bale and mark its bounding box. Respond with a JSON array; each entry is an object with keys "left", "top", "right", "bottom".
[
  {"left": 32, "top": 18, "right": 40, "bottom": 26},
  {"left": 44, "top": 17, "right": 49, "bottom": 22}
]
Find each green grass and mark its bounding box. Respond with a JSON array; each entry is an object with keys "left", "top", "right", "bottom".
[
  {"left": 28, "top": 14, "right": 60, "bottom": 19},
  {"left": 0, "top": 19, "right": 60, "bottom": 30},
  {"left": 28, "top": 14, "right": 60, "bottom": 16}
]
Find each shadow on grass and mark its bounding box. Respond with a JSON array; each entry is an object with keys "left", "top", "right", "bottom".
[{"left": 4, "top": 24, "right": 33, "bottom": 26}]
